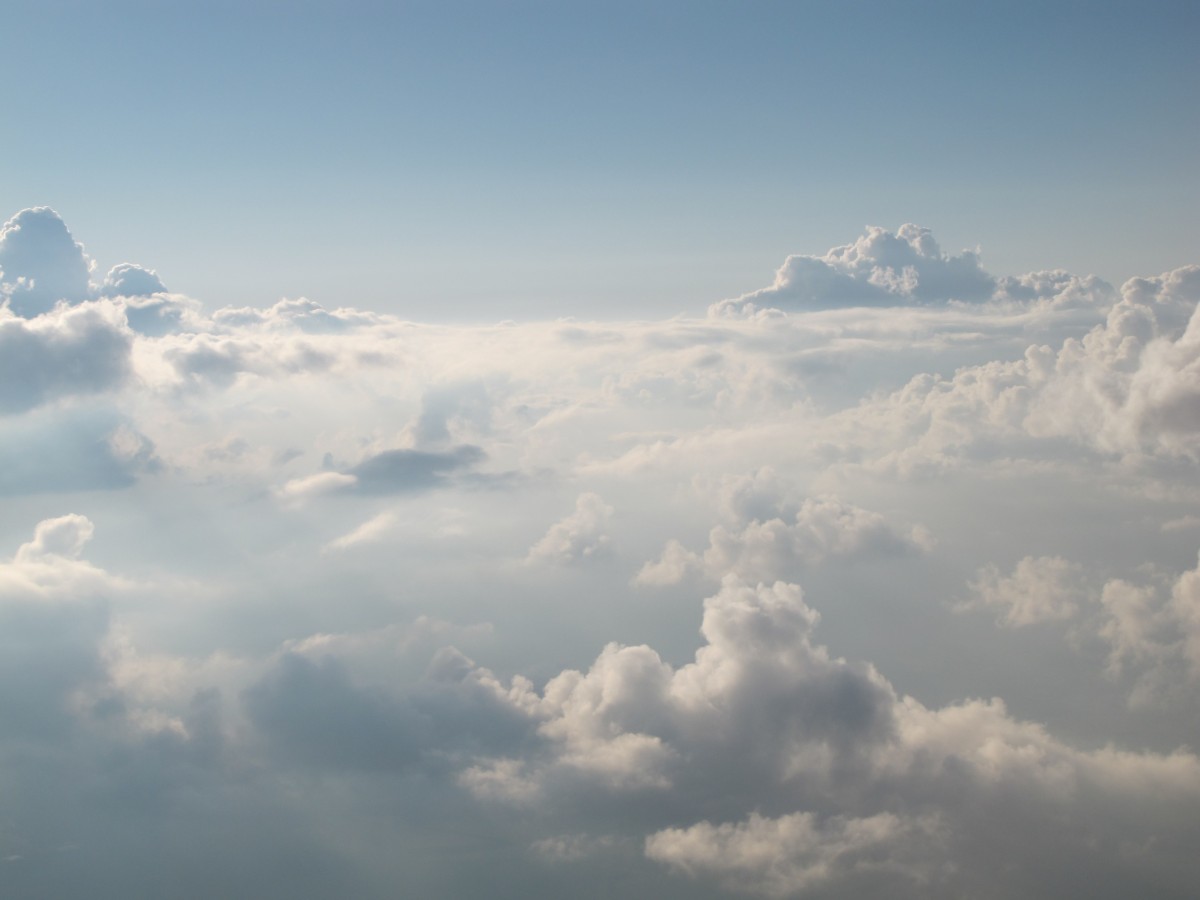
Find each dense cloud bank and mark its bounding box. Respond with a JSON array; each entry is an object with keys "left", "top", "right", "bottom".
[{"left": 2, "top": 211, "right": 1199, "bottom": 897}]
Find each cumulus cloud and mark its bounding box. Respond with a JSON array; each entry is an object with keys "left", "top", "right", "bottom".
[
  {"left": 964, "top": 556, "right": 1086, "bottom": 626},
  {"left": 439, "top": 573, "right": 1200, "bottom": 897},
  {"left": 0, "top": 207, "right": 93, "bottom": 317},
  {"left": 100, "top": 262, "right": 167, "bottom": 298},
  {"left": 638, "top": 478, "right": 931, "bottom": 585},
  {"left": 645, "top": 811, "right": 941, "bottom": 898},
  {"left": 15, "top": 514, "right": 96, "bottom": 561},
  {"left": 713, "top": 224, "right": 995, "bottom": 315},
  {"left": 526, "top": 493, "right": 614, "bottom": 565},
  {"left": 0, "top": 301, "right": 132, "bottom": 413},
  {"left": 810, "top": 264, "right": 1200, "bottom": 475}
]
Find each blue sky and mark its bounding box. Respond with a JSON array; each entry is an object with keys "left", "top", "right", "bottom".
[{"left": 3, "top": 0, "right": 1196, "bottom": 316}]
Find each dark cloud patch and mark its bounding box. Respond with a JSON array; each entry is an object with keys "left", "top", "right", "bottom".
[
  {"left": 244, "top": 653, "right": 428, "bottom": 771},
  {"left": 243, "top": 648, "right": 533, "bottom": 774},
  {"left": 348, "top": 445, "right": 485, "bottom": 495}
]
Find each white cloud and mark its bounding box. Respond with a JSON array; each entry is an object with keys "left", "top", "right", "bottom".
[
  {"left": 15, "top": 514, "right": 95, "bottom": 561},
  {"left": 645, "top": 811, "right": 941, "bottom": 898},
  {"left": 712, "top": 224, "right": 995, "bottom": 316},
  {"left": 525, "top": 493, "right": 614, "bottom": 565},
  {"left": 277, "top": 470, "right": 358, "bottom": 501},
  {"left": 964, "top": 556, "right": 1085, "bottom": 626},
  {"left": 325, "top": 512, "right": 398, "bottom": 551},
  {"left": 639, "top": 487, "right": 932, "bottom": 585}
]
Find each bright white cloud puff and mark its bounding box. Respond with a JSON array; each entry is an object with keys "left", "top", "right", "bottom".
[{"left": 713, "top": 224, "right": 996, "bottom": 315}]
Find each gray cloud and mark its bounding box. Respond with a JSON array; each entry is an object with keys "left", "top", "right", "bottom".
[
  {"left": 348, "top": 445, "right": 486, "bottom": 495},
  {"left": 0, "top": 302, "right": 132, "bottom": 414}
]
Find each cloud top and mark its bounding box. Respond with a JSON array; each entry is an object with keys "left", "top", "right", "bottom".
[{"left": 715, "top": 224, "right": 995, "bottom": 315}]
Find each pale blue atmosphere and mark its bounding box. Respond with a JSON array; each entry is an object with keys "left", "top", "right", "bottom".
[{"left": 3, "top": 0, "right": 1196, "bottom": 316}]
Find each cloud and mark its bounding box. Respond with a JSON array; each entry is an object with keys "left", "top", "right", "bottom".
[
  {"left": 461, "top": 577, "right": 895, "bottom": 799},
  {"left": 530, "top": 832, "right": 619, "bottom": 863},
  {"left": 15, "top": 514, "right": 95, "bottom": 561},
  {"left": 325, "top": 512, "right": 399, "bottom": 551},
  {"left": 348, "top": 445, "right": 486, "bottom": 495},
  {"left": 276, "top": 471, "right": 359, "bottom": 502},
  {"left": 645, "top": 811, "right": 941, "bottom": 898},
  {"left": 0, "top": 301, "right": 132, "bottom": 414},
  {"left": 448, "top": 574, "right": 1200, "bottom": 897},
  {"left": 0, "top": 409, "right": 159, "bottom": 496},
  {"left": 0, "top": 208, "right": 93, "bottom": 317},
  {"left": 964, "top": 556, "right": 1085, "bottom": 626},
  {"left": 213, "top": 297, "right": 383, "bottom": 334},
  {"left": 100, "top": 263, "right": 167, "bottom": 298},
  {"left": 1, "top": 207, "right": 1198, "bottom": 896},
  {"left": 713, "top": 224, "right": 995, "bottom": 315},
  {"left": 525, "top": 493, "right": 614, "bottom": 565},
  {"left": 242, "top": 652, "right": 428, "bottom": 771},
  {"left": 814, "top": 264, "right": 1200, "bottom": 474},
  {"left": 638, "top": 479, "right": 931, "bottom": 586},
  {"left": 97, "top": 264, "right": 209, "bottom": 337}
]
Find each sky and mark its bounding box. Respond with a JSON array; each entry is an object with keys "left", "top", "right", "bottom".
[
  {"left": 2, "top": 2, "right": 1200, "bottom": 898},
  {"left": 2, "top": 0, "right": 1198, "bottom": 316}
]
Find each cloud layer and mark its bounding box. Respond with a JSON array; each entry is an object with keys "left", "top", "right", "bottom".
[{"left": 1, "top": 211, "right": 1198, "bottom": 898}]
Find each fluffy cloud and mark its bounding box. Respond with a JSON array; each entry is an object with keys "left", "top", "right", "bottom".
[
  {"left": 813, "top": 264, "right": 1200, "bottom": 475},
  {"left": 713, "top": 224, "right": 995, "bottom": 315},
  {"left": 645, "top": 811, "right": 941, "bottom": 898},
  {"left": 964, "top": 556, "right": 1085, "bottom": 626},
  {"left": 100, "top": 262, "right": 167, "bottom": 298},
  {"left": 0, "top": 208, "right": 93, "bottom": 317},
  {"left": 448, "top": 575, "right": 1200, "bottom": 898},
  {"left": 0, "top": 301, "right": 132, "bottom": 413},
  {"left": 526, "top": 493, "right": 614, "bottom": 565},
  {"left": 638, "top": 473, "right": 931, "bottom": 585}
]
